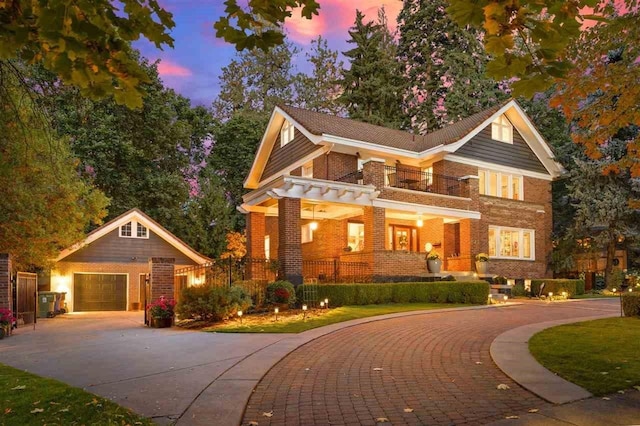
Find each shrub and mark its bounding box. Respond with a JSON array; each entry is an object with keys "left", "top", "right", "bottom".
[
  {"left": 531, "top": 279, "right": 585, "bottom": 298},
  {"left": 266, "top": 281, "right": 296, "bottom": 306},
  {"left": 493, "top": 276, "right": 508, "bottom": 284},
  {"left": 622, "top": 293, "right": 640, "bottom": 317},
  {"left": 176, "top": 285, "right": 252, "bottom": 321},
  {"left": 296, "top": 281, "right": 490, "bottom": 307},
  {"left": 234, "top": 280, "right": 268, "bottom": 307},
  {"left": 512, "top": 281, "right": 526, "bottom": 297}
]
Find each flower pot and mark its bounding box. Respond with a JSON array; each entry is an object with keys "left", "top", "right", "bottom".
[
  {"left": 475, "top": 261, "right": 488, "bottom": 274},
  {"left": 427, "top": 259, "right": 442, "bottom": 274},
  {"left": 150, "top": 316, "right": 172, "bottom": 328}
]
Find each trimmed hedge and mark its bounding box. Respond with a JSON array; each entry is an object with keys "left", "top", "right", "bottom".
[
  {"left": 622, "top": 293, "right": 640, "bottom": 317},
  {"left": 531, "top": 279, "right": 585, "bottom": 298},
  {"left": 296, "top": 281, "right": 490, "bottom": 306}
]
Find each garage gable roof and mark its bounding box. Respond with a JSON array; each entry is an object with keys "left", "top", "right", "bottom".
[{"left": 56, "top": 208, "right": 210, "bottom": 264}]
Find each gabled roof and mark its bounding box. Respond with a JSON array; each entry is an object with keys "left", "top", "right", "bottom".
[
  {"left": 279, "top": 100, "right": 509, "bottom": 152},
  {"left": 56, "top": 208, "right": 210, "bottom": 264}
]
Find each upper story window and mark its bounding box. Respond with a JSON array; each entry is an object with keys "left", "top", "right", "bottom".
[
  {"left": 491, "top": 115, "right": 513, "bottom": 143},
  {"left": 302, "top": 160, "right": 313, "bottom": 178},
  {"left": 120, "top": 220, "right": 149, "bottom": 239},
  {"left": 478, "top": 169, "right": 523, "bottom": 200},
  {"left": 280, "top": 120, "right": 295, "bottom": 146}
]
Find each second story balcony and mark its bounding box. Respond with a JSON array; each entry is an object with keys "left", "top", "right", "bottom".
[{"left": 336, "top": 166, "right": 470, "bottom": 198}]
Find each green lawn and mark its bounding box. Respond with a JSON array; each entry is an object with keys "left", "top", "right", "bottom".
[
  {"left": 571, "top": 293, "right": 619, "bottom": 299},
  {"left": 529, "top": 317, "right": 640, "bottom": 395},
  {"left": 0, "top": 363, "right": 152, "bottom": 426},
  {"left": 208, "top": 303, "right": 470, "bottom": 333}
]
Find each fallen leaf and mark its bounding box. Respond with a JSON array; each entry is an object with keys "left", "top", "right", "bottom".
[
  {"left": 600, "top": 372, "right": 609, "bottom": 375},
  {"left": 475, "top": 361, "right": 483, "bottom": 365},
  {"left": 634, "top": 386, "right": 640, "bottom": 391},
  {"left": 615, "top": 367, "right": 621, "bottom": 370},
  {"left": 376, "top": 418, "right": 389, "bottom": 423},
  {"left": 528, "top": 408, "right": 539, "bottom": 413},
  {"left": 59, "top": 408, "right": 69, "bottom": 413},
  {"left": 617, "top": 390, "right": 625, "bottom": 394},
  {"left": 11, "top": 385, "right": 26, "bottom": 390},
  {"left": 506, "top": 415, "right": 519, "bottom": 419},
  {"left": 30, "top": 408, "right": 44, "bottom": 414},
  {"left": 32, "top": 401, "right": 40, "bottom": 405},
  {"left": 262, "top": 411, "right": 273, "bottom": 418},
  {"left": 4, "top": 408, "right": 11, "bottom": 415},
  {"left": 49, "top": 402, "right": 60, "bottom": 405},
  {"left": 602, "top": 397, "right": 611, "bottom": 400},
  {"left": 373, "top": 367, "right": 383, "bottom": 371},
  {"left": 497, "top": 384, "right": 510, "bottom": 390},
  {"left": 403, "top": 408, "right": 414, "bottom": 413}
]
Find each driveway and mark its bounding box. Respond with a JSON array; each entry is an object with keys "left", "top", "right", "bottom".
[{"left": 0, "top": 312, "right": 286, "bottom": 424}]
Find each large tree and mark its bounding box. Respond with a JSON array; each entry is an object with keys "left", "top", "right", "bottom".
[
  {"left": 0, "top": 62, "right": 108, "bottom": 269},
  {"left": 340, "top": 9, "right": 403, "bottom": 129},
  {"left": 1, "top": 0, "right": 174, "bottom": 108},
  {"left": 397, "top": 0, "right": 505, "bottom": 132}
]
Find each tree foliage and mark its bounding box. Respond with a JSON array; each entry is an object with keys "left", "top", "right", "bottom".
[
  {"left": 0, "top": 62, "right": 108, "bottom": 269},
  {"left": 340, "top": 9, "right": 403, "bottom": 129},
  {"left": 0, "top": 0, "right": 175, "bottom": 108},
  {"left": 214, "top": 0, "right": 319, "bottom": 51},
  {"left": 397, "top": 0, "right": 506, "bottom": 132}
]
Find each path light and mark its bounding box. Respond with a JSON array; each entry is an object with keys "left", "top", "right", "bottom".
[
  {"left": 302, "top": 304, "right": 308, "bottom": 320},
  {"left": 561, "top": 291, "right": 567, "bottom": 299},
  {"left": 503, "top": 295, "right": 508, "bottom": 303},
  {"left": 274, "top": 307, "right": 279, "bottom": 321},
  {"left": 612, "top": 288, "right": 617, "bottom": 293},
  {"left": 324, "top": 298, "right": 329, "bottom": 308},
  {"left": 237, "top": 310, "right": 243, "bottom": 325},
  {"left": 320, "top": 301, "right": 325, "bottom": 308}
]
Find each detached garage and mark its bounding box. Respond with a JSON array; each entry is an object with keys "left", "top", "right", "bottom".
[{"left": 45, "top": 209, "right": 209, "bottom": 312}]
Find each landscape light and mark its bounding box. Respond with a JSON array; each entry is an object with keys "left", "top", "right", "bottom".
[
  {"left": 237, "top": 310, "right": 243, "bottom": 324},
  {"left": 274, "top": 307, "right": 279, "bottom": 321},
  {"left": 302, "top": 304, "right": 308, "bottom": 320},
  {"left": 320, "top": 301, "right": 325, "bottom": 308},
  {"left": 503, "top": 295, "right": 508, "bottom": 302},
  {"left": 324, "top": 298, "right": 329, "bottom": 308}
]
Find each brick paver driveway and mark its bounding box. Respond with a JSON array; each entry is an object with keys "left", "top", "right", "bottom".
[{"left": 243, "top": 300, "right": 618, "bottom": 426}]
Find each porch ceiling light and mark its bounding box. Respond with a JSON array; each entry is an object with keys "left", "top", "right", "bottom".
[
  {"left": 416, "top": 216, "right": 424, "bottom": 228},
  {"left": 310, "top": 205, "right": 319, "bottom": 231}
]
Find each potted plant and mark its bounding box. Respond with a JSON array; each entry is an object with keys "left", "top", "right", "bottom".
[
  {"left": 427, "top": 253, "right": 442, "bottom": 274},
  {"left": 147, "top": 296, "right": 176, "bottom": 328},
  {"left": 0, "top": 308, "right": 14, "bottom": 339},
  {"left": 475, "top": 253, "right": 489, "bottom": 274},
  {"left": 266, "top": 281, "right": 296, "bottom": 310}
]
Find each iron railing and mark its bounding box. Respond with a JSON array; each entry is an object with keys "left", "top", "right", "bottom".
[
  {"left": 302, "top": 259, "right": 371, "bottom": 283},
  {"left": 335, "top": 169, "right": 363, "bottom": 185},
  {"left": 384, "top": 165, "right": 468, "bottom": 197}
]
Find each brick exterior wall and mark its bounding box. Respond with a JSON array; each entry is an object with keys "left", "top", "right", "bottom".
[
  {"left": 314, "top": 152, "right": 358, "bottom": 181},
  {"left": 246, "top": 212, "right": 266, "bottom": 259},
  {"left": 0, "top": 254, "right": 12, "bottom": 311},
  {"left": 278, "top": 197, "right": 303, "bottom": 285}
]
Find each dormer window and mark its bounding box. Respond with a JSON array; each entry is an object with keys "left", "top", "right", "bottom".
[
  {"left": 280, "top": 120, "right": 295, "bottom": 146},
  {"left": 491, "top": 115, "right": 513, "bottom": 143},
  {"left": 120, "top": 220, "right": 149, "bottom": 239}
]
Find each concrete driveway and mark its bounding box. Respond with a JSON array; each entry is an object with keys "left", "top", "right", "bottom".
[{"left": 0, "top": 312, "right": 285, "bottom": 424}]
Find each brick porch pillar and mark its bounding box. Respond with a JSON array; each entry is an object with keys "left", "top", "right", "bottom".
[
  {"left": 0, "top": 254, "right": 12, "bottom": 311},
  {"left": 363, "top": 206, "right": 386, "bottom": 278},
  {"left": 460, "top": 219, "right": 481, "bottom": 271},
  {"left": 362, "top": 158, "right": 385, "bottom": 189},
  {"left": 245, "top": 212, "right": 267, "bottom": 281},
  {"left": 148, "top": 257, "right": 175, "bottom": 303},
  {"left": 278, "top": 197, "right": 302, "bottom": 285}
]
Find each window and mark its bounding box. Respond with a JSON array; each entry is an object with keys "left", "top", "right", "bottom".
[
  {"left": 478, "top": 169, "right": 523, "bottom": 200},
  {"left": 120, "top": 222, "right": 132, "bottom": 237},
  {"left": 264, "top": 236, "right": 270, "bottom": 260},
  {"left": 119, "top": 220, "right": 149, "bottom": 239},
  {"left": 302, "top": 161, "right": 313, "bottom": 178},
  {"left": 488, "top": 226, "right": 535, "bottom": 260},
  {"left": 491, "top": 115, "right": 513, "bottom": 143},
  {"left": 137, "top": 223, "right": 148, "bottom": 238},
  {"left": 422, "top": 166, "right": 433, "bottom": 186},
  {"left": 280, "top": 120, "right": 295, "bottom": 146},
  {"left": 347, "top": 222, "right": 364, "bottom": 252},
  {"left": 301, "top": 223, "right": 313, "bottom": 243}
]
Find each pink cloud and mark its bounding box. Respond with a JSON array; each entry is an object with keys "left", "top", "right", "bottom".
[{"left": 157, "top": 59, "right": 193, "bottom": 77}]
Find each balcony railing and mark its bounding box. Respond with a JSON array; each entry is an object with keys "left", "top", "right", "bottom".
[
  {"left": 384, "top": 166, "right": 468, "bottom": 198},
  {"left": 335, "top": 169, "right": 363, "bottom": 185}
]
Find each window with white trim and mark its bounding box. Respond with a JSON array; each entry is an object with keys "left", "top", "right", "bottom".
[
  {"left": 347, "top": 222, "right": 364, "bottom": 252},
  {"left": 478, "top": 169, "right": 523, "bottom": 200},
  {"left": 302, "top": 160, "right": 313, "bottom": 178},
  {"left": 280, "top": 120, "right": 295, "bottom": 146},
  {"left": 301, "top": 223, "right": 314, "bottom": 243},
  {"left": 488, "top": 226, "right": 534, "bottom": 260},
  {"left": 119, "top": 220, "right": 149, "bottom": 239},
  {"left": 491, "top": 115, "right": 513, "bottom": 143}
]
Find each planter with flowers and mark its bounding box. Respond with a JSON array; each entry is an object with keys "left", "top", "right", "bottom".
[
  {"left": 266, "top": 280, "right": 296, "bottom": 310},
  {"left": 427, "top": 253, "right": 442, "bottom": 274},
  {"left": 147, "top": 296, "right": 176, "bottom": 328},
  {"left": 0, "top": 308, "right": 14, "bottom": 339},
  {"left": 475, "top": 253, "right": 489, "bottom": 275}
]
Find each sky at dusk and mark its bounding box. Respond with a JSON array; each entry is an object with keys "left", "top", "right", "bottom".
[{"left": 133, "top": 1, "right": 402, "bottom": 106}]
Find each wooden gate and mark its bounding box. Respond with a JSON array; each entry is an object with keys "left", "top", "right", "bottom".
[{"left": 15, "top": 272, "right": 37, "bottom": 327}]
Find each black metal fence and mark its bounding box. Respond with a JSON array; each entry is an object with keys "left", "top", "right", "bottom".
[
  {"left": 336, "top": 169, "right": 364, "bottom": 185},
  {"left": 384, "top": 165, "right": 468, "bottom": 198},
  {"left": 302, "top": 259, "right": 371, "bottom": 283}
]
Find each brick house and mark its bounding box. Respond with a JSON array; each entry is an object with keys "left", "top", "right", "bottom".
[
  {"left": 241, "top": 99, "right": 563, "bottom": 284},
  {"left": 46, "top": 208, "right": 209, "bottom": 312}
]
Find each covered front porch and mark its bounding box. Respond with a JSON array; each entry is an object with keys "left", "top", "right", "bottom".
[{"left": 241, "top": 176, "right": 482, "bottom": 284}]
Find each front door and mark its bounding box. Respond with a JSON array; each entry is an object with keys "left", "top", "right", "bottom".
[{"left": 390, "top": 226, "right": 419, "bottom": 252}]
